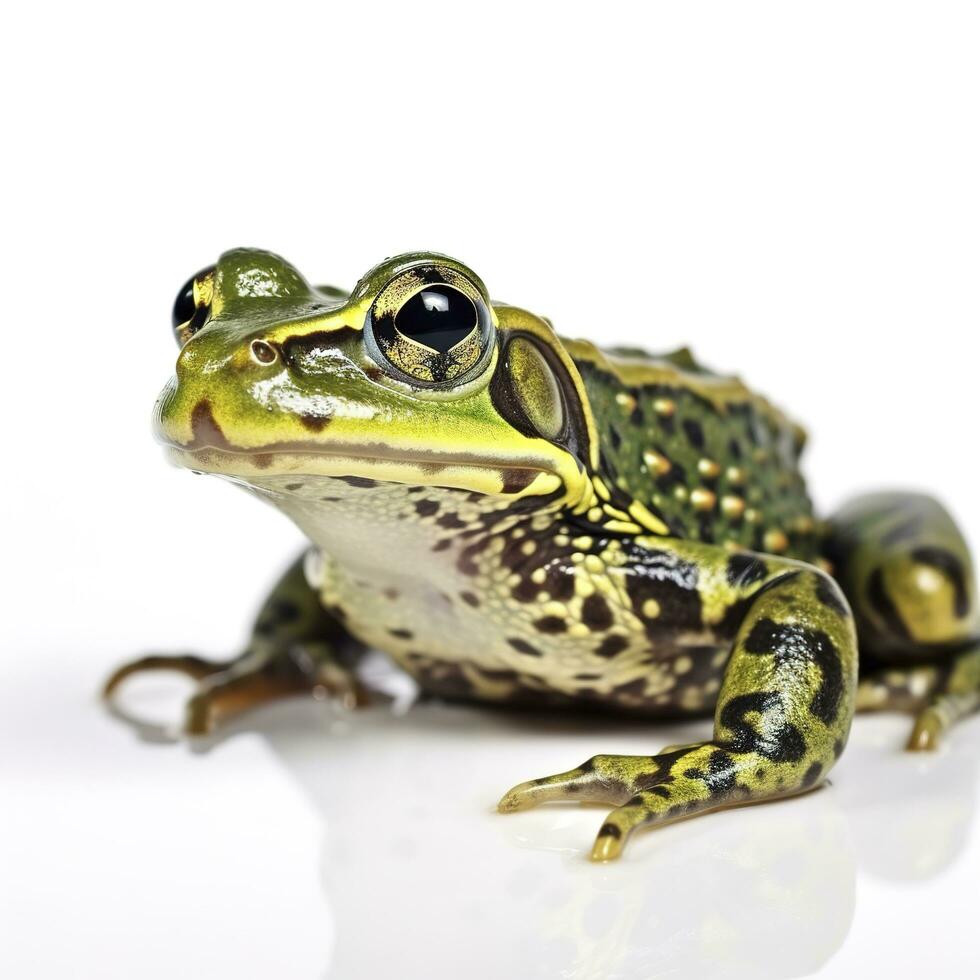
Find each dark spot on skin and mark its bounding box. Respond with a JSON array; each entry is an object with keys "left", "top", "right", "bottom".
[
  {"left": 457, "top": 539, "right": 489, "bottom": 577},
  {"left": 743, "top": 618, "right": 844, "bottom": 725},
  {"left": 728, "top": 438, "right": 743, "bottom": 460},
  {"left": 388, "top": 628, "right": 413, "bottom": 639},
  {"left": 911, "top": 546, "right": 971, "bottom": 617},
  {"left": 574, "top": 672, "right": 602, "bottom": 681},
  {"left": 500, "top": 469, "right": 539, "bottom": 495},
  {"left": 432, "top": 539, "right": 452, "bottom": 552},
  {"left": 383, "top": 588, "right": 399, "bottom": 600},
  {"left": 833, "top": 738, "right": 845, "bottom": 759},
  {"left": 507, "top": 638, "right": 542, "bottom": 656},
  {"left": 500, "top": 536, "right": 531, "bottom": 572},
  {"left": 682, "top": 418, "right": 705, "bottom": 449},
  {"left": 597, "top": 823, "right": 622, "bottom": 839},
  {"left": 648, "top": 785, "right": 670, "bottom": 799},
  {"left": 534, "top": 616, "right": 567, "bottom": 634},
  {"left": 814, "top": 576, "right": 851, "bottom": 617},
  {"left": 684, "top": 750, "right": 740, "bottom": 798},
  {"left": 478, "top": 667, "right": 522, "bottom": 683},
  {"left": 608, "top": 424, "right": 622, "bottom": 450},
  {"left": 415, "top": 499, "right": 439, "bottom": 518},
  {"left": 623, "top": 545, "right": 704, "bottom": 632},
  {"left": 726, "top": 554, "right": 768, "bottom": 588},
  {"left": 705, "top": 750, "right": 738, "bottom": 795},
  {"left": 436, "top": 512, "right": 468, "bottom": 530},
  {"left": 801, "top": 762, "right": 823, "bottom": 788},
  {"left": 190, "top": 399, "right": 227, "bottom": 447},
  {"left": 545, "top": 564, "right": 576, "bottom": 601},
  {"left": 284, "top": 483, "right": 303, "bottom": 491},
  {"left": 610, "top": 677, "right": 650, "bottom": 706},
  {"left": 581, "top": 594, "right": 614, "bottom": 631},
  {"left": 320, "top": 496, "right": 342, "bottom": 502},
  {"left": 511, "top": 578, "right": 541, "bottom": 602},
  {"left": 867, "top": 567, "right": 912, "bottom": 642},
  {"left": 339, "top": 476, "right": 377, "bottom": 489},
  {"left": 460, "top": 591, "right": 481, "bottom": 607},
  {"left": 718, "top": 691, "right": 807, "bottom": 763},
  {"left": 298, "top": 413, "right": 331, "bottom": 432},
  {"left": 595, "top": 635, "right": 629, "bottom": 659},
  {"left": 717, "top": 595, "right": 754, "bottom": 637}
]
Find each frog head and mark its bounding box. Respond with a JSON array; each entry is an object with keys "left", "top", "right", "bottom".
[{"left": 157, "top": 248, "right": 599, "bottom": 512}]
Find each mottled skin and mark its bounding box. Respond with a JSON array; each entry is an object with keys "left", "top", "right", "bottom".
[{"left": 106, "top": 249, "right": 980, "bottom": 860}]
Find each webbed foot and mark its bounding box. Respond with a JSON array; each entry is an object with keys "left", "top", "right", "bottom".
[
  {"left": 856, "top": 645, "right": 980, "bottom": 751},
  {"left": 498, "top": 744, "right": 822, "bottom": 861}
]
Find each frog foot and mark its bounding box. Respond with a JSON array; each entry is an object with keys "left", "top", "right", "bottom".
[
  {"left": 856, "top": 644, "right": 980, "bottom": 751},
  {"left": 103, "top": 641, "right": 369, "bottom": 737},
  {"left": 499, "top": 745, "right": 807, "bottom": 862}
]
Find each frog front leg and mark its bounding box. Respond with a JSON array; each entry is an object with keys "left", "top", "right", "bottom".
[
  {"left": 104, "top": 554, "right": 367, "bottom": 735},
  {"left": 498, "top": 558, "right": 857, "bottom": 861},
  {"left": 826, "top": 492, "right": 980, "bottom": 750}
]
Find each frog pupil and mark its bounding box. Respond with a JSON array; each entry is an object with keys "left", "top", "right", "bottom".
[{"left": 395, "top": 286, "right": 476, "bottom": 352}]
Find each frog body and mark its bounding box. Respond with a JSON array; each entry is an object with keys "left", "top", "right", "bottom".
[{"left": 107, "top": 249, "right": 980, "bottom": 860}]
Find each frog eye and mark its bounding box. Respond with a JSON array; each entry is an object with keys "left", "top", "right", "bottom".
[
  {"left": 171, "top": 265, "right": 216, "bottom": 347},
  {"left": 366, "top": 266, "right": 495, "bottom": 387}
]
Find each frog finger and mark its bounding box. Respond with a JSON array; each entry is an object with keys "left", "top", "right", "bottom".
[{"left": 102, "top": 653, "right": 224, "bottom": 698}]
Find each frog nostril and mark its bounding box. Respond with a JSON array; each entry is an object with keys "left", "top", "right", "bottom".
[{"left": 250, "top": 340, "right": 278, "bottom": 365}]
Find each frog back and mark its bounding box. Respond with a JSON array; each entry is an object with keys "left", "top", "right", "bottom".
[{"left": 565, "top": 339, "right": 819, "bottom": 561}]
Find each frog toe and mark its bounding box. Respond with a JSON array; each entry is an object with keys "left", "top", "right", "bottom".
[
  {"left": 497, "top": 754, "right": 655, "bottom": 813},
  {"left": 590, "top": 795, "right": 662, "bottom": 861},
  {"left": 907, "top": 691, "right": 980, "bottom": 752}
]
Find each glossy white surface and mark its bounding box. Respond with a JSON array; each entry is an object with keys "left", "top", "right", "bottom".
[{"left": 3, "top": 654, "right": 980, "bottom": 979}]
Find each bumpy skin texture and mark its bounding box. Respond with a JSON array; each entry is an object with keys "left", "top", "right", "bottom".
[{"left": 106, "top": 249, "right": 980, "bottom": 860}]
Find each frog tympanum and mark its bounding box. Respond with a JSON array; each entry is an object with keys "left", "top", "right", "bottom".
[{"left": 106, "top": 249, "right": 980, "bottom": 860}]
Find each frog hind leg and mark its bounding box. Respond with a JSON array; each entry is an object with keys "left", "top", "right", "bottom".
[
  {"left": 103, "top": 554, "right": 367, "bottom": 737},
  {"left": 498, "top": 564, "right": 858, "bottom": 861},
  {"left": 825, "top": 492, "right": 980, "bottom": 750}
]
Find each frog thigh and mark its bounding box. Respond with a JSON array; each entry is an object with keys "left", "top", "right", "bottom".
[
  {"left": 499, "top": 559, "right": 858, "bottom": 860},
  {"left": 826, "top": 492, "right": 980, "bottom": 749}
]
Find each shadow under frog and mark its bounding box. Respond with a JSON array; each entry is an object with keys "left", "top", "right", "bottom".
[{"left": 111, "top": 669, "right": 980, "bottom": 980}]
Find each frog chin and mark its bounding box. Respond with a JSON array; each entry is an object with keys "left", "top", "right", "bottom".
[{"left": 164, "top": 444, "right": 568, "bottom": 501}]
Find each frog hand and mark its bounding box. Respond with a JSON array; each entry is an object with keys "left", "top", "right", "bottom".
[{"left": 103, "top": 640, "right": 369, "bottom": 738}]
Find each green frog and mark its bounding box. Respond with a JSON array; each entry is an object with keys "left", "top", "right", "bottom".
[{"left": 106, "top": 248, "right": 980, "bottom": 861}]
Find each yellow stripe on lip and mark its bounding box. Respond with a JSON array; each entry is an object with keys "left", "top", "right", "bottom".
[{"left": 166, "top": 445, "right": 564, "bottom": 498}]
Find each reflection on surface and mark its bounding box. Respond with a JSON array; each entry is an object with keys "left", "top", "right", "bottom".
[{"left": 112, "top": 666, "right": 980, "bottom": 980}]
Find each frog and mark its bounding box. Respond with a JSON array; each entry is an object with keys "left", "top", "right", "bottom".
[{"left": 105, "top": 248, "right": 980, "bottom": 861}]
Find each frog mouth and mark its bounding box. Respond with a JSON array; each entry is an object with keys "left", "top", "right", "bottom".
[
  {"left": 165, "top": 442, "right": 562, "bottom": 497},
  {"left": 158, "top": 394, "right": 575, "bottom": 498}
]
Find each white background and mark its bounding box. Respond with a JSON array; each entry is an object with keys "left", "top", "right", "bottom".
[{"left": 3, "top": 2, "right": 980, "bottom": 977}]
